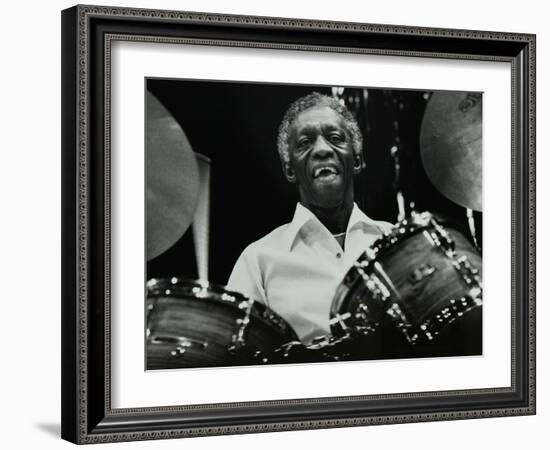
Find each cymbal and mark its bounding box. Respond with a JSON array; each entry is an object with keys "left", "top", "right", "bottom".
[
  {"left": 147, "top": 91, "right": 199, "bottom": 260},
  {"left": 420, "top": 91, "right": 482, "bottom": 211}
]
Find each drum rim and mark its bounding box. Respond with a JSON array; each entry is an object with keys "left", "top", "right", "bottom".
[
  {"left": 146, "top": 277, "right": 299, "bottom": 341},
  {"left": 147, "top": 276, "right": 247, "bottom": 298}
]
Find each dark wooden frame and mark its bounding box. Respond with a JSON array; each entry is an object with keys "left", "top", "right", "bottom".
[{"left": 61, "top": 4, "right": 536, "bottom": 444}]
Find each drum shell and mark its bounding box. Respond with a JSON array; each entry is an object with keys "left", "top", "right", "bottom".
[
  {"left": 376, "top": 227, "right": 481, "bottom": 325},
  {"left": 146, "top": 279, "right": 297, "bottom": 369},
  {"left": 332, "top": 218, "right": 482, "bottom": 358}
]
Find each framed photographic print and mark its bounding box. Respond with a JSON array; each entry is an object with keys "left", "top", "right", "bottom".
[{"left": 61, "top": 4, "right": 536, "bottom": 444}]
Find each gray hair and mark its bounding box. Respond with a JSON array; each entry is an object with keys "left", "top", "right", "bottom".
[{"left": 276, "top": 92, "right": 363, "bottom": 164}]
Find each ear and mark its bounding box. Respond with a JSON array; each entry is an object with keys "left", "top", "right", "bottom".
[
  {"left": 283, "top": 161, "right": 296, "bottom": 183},
  {"left": 353, "top": 151, "right": 365, "bottom": 174}
]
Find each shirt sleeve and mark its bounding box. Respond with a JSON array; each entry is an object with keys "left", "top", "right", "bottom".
[{"left": 226, "top": 248, "right": 268, "bottom": 305}]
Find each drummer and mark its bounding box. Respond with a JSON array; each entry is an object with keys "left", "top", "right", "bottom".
[{"left": 227, "top": 92, "right": 392, "bottom": 344}]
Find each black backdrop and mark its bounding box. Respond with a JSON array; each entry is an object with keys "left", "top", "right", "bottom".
[{"left": 146, "top": 79, "right": 480, "bottom": 285}]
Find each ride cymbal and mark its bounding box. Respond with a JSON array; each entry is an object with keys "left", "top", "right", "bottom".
[
  {"left": 420, "top": 91, "right": 482, "bottom": 211},
  {"left": 147, "top": 91, "right": 199, "bottom": 260}
]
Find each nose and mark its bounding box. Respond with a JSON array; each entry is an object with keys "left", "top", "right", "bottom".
[{"left": 311, "top": 136, "right": 334, "bottom": 159}]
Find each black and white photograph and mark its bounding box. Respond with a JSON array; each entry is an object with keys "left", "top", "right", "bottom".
[
  {"left": 145, "top": 79, "right": 483, "bottom": 370},
  {"left": 54, "top": 1, "right": 537, "bottom": 446}
]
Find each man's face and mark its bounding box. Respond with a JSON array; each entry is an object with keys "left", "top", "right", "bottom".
[{"left": 286, "top": 106, "right": 357, "bottom": 209}]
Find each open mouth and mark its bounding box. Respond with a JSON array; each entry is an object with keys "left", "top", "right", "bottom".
[{"left": 312, "top": 165, "right": 340, "bottom": 179}]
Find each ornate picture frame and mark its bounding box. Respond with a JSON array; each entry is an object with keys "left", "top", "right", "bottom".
[{"left": 61, "top": 4, "right": 535, "bottom": 444}]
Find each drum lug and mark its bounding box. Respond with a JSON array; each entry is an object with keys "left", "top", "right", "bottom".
[
  {"left": 430, "top": 218, "right": 455, "bottom": 252},
  {"left": 419, "top": 293, "right": 483, "bottom": 341},
  {"left": 452, "top": 255, "right": 482, "bottom": 287},
  {"left": 386, "top": 303, "right": 417, "bottom": 344},
  {"left": 230, "top": 300, "right": 254, "bottom": 353},
  {"left": 353, "top": 304, "right": 380, "bottom": 336},
  {"left": 356, "top": 260, "right": 391, "bottom": 304}
]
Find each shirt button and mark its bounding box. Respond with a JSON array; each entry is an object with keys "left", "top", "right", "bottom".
[{"left": 336, "top": 252, "right": 342, "bottom": 259}]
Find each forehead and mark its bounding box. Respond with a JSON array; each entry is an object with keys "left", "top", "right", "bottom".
[{"left": 290, "top": 106, "right": 346, "bottom": 133}]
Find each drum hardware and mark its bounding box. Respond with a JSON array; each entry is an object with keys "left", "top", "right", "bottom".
[
  {"left": 267, "top": 334, "right": 361, "bottom": 364},
  {"left": 381, "top": 91, "right": 417, "bottom": 221},
  {"left": 390, "top": 145, "right": 406, "bottom": 221},
  {"left": 329, "top": 311, "right": 351, "bottom": 330},
  {"left": 419, "top": 293, "right": 482, "bottom": 342},
  {"left": 453, "top": 256, "right": 481, "bottom": 286},
  {"left": 372, "top": 211, "right": 432, "bottom": 254},
  {"left": 358, "top": 262, "right": 392, "bottom": 304},
  {"left": 330, "top": 304, "right": 381, "bottom": 339},
  {"left": 351, "top": 304, "right": 380, "bottom": 336},
  {"left": 228, "top": 299, "right": 253, "bottom": 354},
  {"left": 329, "top": 259, "right": 391, "bottom": 339},
  {"left": 424, "top": 217, "right": 481, "bottom": 289},
  {"left": 385, "top": 303, "right": 417, "bottom": 345},
  {"left": 466, "top": 208, "right": 480, "bottom": 250},
  {"left": 421, "top": 216, "right": 455, "bottom": 255},
  {"left": 330, "top": 211, "right": 483, "bottom": 355},
  {"left": 356, "top": 256, "right": 419, "bottom": 346}
]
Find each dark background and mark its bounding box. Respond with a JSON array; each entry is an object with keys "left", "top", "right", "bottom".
[{"left": 146, "top": 79, "right": 481, "bottom": 285}]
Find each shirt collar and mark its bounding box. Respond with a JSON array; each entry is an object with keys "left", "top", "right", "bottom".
[
  {"left": 283, "top": 203, "right": 316, "bottom": 251},
  {"left": 346, "top": 202, "right": 384, "bottom": 234},
  {"left": 283, "top": 202, "right": 383, "bottom": 251}
]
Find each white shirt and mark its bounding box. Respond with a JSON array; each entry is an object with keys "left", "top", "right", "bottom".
[{"left": 227, "top": 203, "right": 393, "bottom": 344}]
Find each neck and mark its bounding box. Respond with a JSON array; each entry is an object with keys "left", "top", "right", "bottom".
[{"left": 301, "top": 198, "right": 354, "bottom": 234}]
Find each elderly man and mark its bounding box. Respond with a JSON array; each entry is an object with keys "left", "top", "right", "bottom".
[{"left": 228, "top": 92, "right": 392, "bottom": 344}]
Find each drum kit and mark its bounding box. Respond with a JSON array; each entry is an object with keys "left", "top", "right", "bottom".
[{"left": 146, "top": 90, "right": 483, "bottom": 370}]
